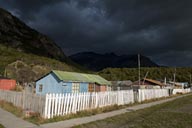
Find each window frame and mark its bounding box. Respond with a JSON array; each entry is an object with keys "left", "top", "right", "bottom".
[
  {"left": 39, "top": 84, "right": 43, "bottom": 92},
  {"left": 72, "top": 83, "right": 80, "bottom": 93},
  {"left": 88, "top": 84, "right": 94, "bottom": 92}
]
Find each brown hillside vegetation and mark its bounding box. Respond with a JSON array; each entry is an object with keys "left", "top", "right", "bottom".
[{"left": 0, "top": 44, "right": 81, "bottom": 83}]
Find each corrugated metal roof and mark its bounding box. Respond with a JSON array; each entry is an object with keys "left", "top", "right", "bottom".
[{"left": 52, "top": 70, "right": 111, "bottom": 85}]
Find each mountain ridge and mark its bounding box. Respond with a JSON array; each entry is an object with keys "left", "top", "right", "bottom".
[
  {"left": 0, "top": 7, "right": 67, "bottom": 61},
  {"left": 0, "top": 8, "right": 84, "bottom": 82},
  {"left": 70, "top": 52, "right": 159, "bottom": 71}
]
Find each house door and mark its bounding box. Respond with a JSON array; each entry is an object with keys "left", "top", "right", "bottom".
[{"left": 88, "top": 83, "right": 94, "bottom": 92}]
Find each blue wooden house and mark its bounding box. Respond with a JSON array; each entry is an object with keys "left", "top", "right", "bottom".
[{"left": 36, "top": 70, "right": 111, "bottom": 95}]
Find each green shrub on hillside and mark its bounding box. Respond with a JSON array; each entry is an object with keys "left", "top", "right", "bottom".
[{"left": 98, "top": 67, "right": 192, "bottom": 83}]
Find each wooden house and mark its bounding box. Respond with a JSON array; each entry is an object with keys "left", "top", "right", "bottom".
[
  {"left": 0, "top": 76, "right": 16, "bottom": 90},
  {"left": 168, "top": 81, "right": 189, "bottom": 89},
  {"left": 111, "top": 80, "right": 132, "bottom": 90},
  {"left": 132, "top": 78, "right": 165, "bottom": 89},
  {"left": 24, "top": 82, "right": 36, "bottom": 93},
  {"left": 36, "top": 70, "right": 111, "bottom": 95}
]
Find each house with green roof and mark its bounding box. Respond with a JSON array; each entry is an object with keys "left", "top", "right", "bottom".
[{"left": 36, "top": 70, "right": 111, "bottom": 95}]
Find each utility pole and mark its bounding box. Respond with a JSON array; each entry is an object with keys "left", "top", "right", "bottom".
[
  {"left": 164, "top": 77, "right": 167, "bottom": 85},
  {"left": 138, "top": 54, "right": 141, "bottom": 86},
  {"left": 142, "top": 71, "right": 149, "bottom": 85},
  {"left": 173, "top": 68, "right": 176, "bottom": 87},
  {"left": 190, "top": 74, "right": 191, "bottom": 87}
]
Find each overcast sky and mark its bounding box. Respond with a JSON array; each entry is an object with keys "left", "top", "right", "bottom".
[{"left": 1, "top": 0, "right": 192, "bottom": 66}]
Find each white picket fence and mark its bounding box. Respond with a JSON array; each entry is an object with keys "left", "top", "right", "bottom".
[
  {"left": 172, "top": 88, "right": 191, "bottom": 95},
  {"left": 138, "top": 89, "right": 169, "bottom": 102},
  {"left": 44, "top": 90, "right": 134, "bottom": 119},
  {"left": 0, "top": 88, "right": 191, "bottom": 119},
  {"left": 0, "top": 90, "right": 45, "bottom": 115}
]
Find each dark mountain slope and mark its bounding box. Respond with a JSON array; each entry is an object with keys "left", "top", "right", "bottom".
[
  {"left": 0, "top": 8, "right": 86, "bottom": 82},
  {"left": 0, "top": 8, "right": 67, "bottom": 61},
  {"left": 70, "top": 52, "right": 159, "bottom": 71}
]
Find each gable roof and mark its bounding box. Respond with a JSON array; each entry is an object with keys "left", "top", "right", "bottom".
[
  {"left": 52, "top": 70, "right": 111, "bottom": 85},
  {"left": 132, "top": 78, "right": 165, "bottom": 86},
  {"left": 144, "top": 78, "right": 165, "bottom": 86},
  {"left": 111, "top": 80, "right": 132, "bottom": 86}
]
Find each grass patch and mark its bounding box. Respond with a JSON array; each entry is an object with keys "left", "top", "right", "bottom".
[
  {"left": 0, "top": 99, "right": 127, "bottom": 125},
  {"left": 0, "top": 124, "right": 4, "bottom": 128},
  {"left": 0, "top": 94, "right": 188, "bottom": 125},
  {"left": 0, "top": 98, "right": 132, "bottom": 125},
  {"left": 74, "top": 94, "right": 192, "bottom": 128},
  {"left": 0, "top": 100, "right": 23, "bottom": 117},
  {"left": 25, "top": 105, "right": 126, "bottom": 125}
]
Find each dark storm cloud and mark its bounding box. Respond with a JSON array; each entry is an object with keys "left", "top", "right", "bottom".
[
  {"left": 0, "top": 0, "right": 65, "bottom": 20},
  {"left": 0, "top": 0, "right": 192, "bottom": 66},
  {"left": 27, "top": 0, "right": 122, "bottom": 50}
]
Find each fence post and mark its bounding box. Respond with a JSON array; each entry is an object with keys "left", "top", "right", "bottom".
[
  {"left": 44, "top": 94, "right": 48, "bottom": 118},
  {"left": 22, "top": 91, "right": 25, "bottom": 109},
  {"left": 2, "top": 89, "right": 171, "bottom": 119},
  {"left": 95, "top": 92, "right": 98, "bottom": 108}
]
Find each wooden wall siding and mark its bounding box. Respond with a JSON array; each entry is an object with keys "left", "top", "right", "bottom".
[
  {"left": 44, "top": 90, "right": 134, "bottom": 119},
  {"left": 88, "top": 84, "right": 94, "bottom": 92},
  {"left": 0, "top": 79, "right": 16, "bottom": 90},
  {"left": 80, "top": 83, "right": 88, "bottom": 92},
  {"left": 95, "top": 84, "right": 100, "bottom": 92},
  {"left": 36, "top": 72, "right": 89, "bottom": 94},
  {"left": 100, "top": 85, "right": 106, "bottom": 92},
  {"left": 107, "top": 86, "right": 112, "bottom": 91},
  {"left": 88, "top": 84, "right": 100, "bottom": 92},
  {"left": 36, "top": 73, "right": 67, "bottom": 95},
  {"left": 0, "top": 90, "right": 45, "bottom": 115}
]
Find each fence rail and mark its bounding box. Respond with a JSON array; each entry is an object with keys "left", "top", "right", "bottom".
[
  {"left": 0, "top": 90, "right": 45, "bottom": 115},
  {"left": 44, "top": 90, "right": 134, "bottom": 118},
  {"left": 0, "top": 88, "right": 191, "bottom": 119},
  {"left": 172, "top": 88, "right": 191, "bottom": 95},
  {"left": 138, "top": 89, "right": 169, "bottom": 102}
]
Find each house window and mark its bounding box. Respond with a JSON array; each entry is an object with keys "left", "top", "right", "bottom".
[
  {"left": 39, "top": 84, "right": 43, "bottom": 92},
  {"left": 62, "top": 83, "right": 68, "bottom": 93},
  {"left": 88, "top": 84, "right": 94, "bottom": 92},
  {"left": 72, "top": 83, "right": 80, "bottom": 93}
]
